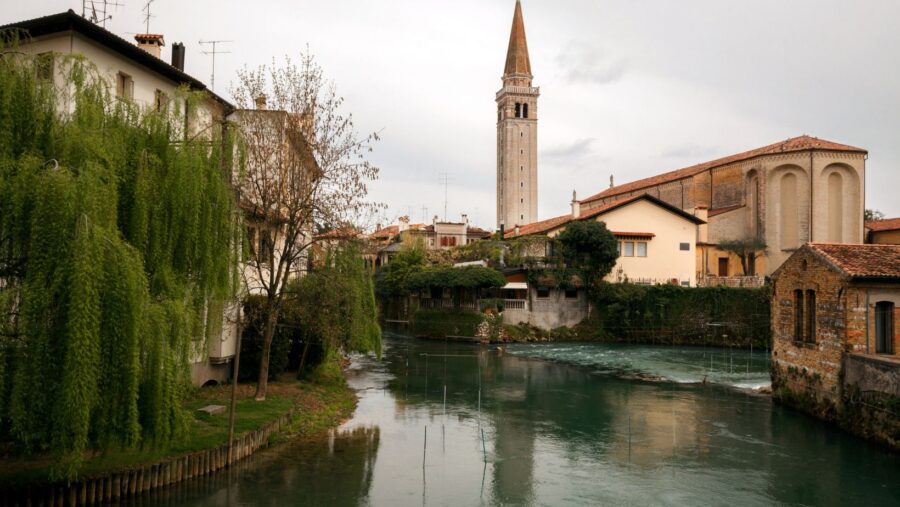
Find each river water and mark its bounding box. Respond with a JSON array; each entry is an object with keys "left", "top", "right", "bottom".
[{"left": 145, "top": 336, "right": 899, "bottom": 506}]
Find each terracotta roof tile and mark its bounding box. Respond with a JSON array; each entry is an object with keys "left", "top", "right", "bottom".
[
  {"left": 866, "top": 218, "right": 900, "bottom": 232},
  {"left": 582, "top": 135, "right": 867, "bottom": 203},
  {"left": 504, "top": 213, "right": 572, "bottom": 239},
  {"left": 505, "top": 193, "right": 704, "bottom": 239},
  {"left": 809, "top": 243, "right": 900, "bottom": 280}
]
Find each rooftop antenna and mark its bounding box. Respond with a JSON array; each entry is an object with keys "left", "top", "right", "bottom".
[
  {"left": 438, "top": 172, "right": 450, "bottom": 221},
  {"left": 199, "top": 39, "right": 233, "bottom": 92},
  {"left": 82, "top": 0, "right": 124, "bottom": 28},
  {"left": 141, "top": 0, "right": 156, "bottom": 33}
]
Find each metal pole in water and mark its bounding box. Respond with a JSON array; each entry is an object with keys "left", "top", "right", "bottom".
[
  {"left": 423, "top": 426, "right": 427, "bottom": 467},
  {"left": 481, "top": 428, "right": 487, "bottom": 462}
]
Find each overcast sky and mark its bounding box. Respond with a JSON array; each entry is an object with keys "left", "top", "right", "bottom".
[{"left": 7, "top": 1, "right": 900, "bottom": 229}]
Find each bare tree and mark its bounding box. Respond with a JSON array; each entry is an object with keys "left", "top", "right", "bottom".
[
  {"left": 718, "top": 237, "right": 767, "bottom": 276},
  {"left": 230, "top": 52, "right": 380, "bottom": 400}
]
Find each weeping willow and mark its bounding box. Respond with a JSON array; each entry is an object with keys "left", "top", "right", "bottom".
[
  {"left": 0, "top": 43, "right": 237, "bottom": 476},
  {"left": 296, "top": 243, "right": 381, "bottom": 362}
]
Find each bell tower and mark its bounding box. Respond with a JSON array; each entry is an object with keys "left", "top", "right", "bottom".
[{"left": 496, "top": 0, "right": 539, "bottom": 230}]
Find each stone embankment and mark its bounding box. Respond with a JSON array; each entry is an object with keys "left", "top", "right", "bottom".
[{"left": 2, "top": 411, "right": 296, "bottom": 507}]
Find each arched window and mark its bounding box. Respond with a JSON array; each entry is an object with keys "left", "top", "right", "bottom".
[
  {"left": 780, "top": 173, "right": 799, "bottom": 249},
  {"left": 515, "top": 103, "right": 521, "bottom": 118},
  {"left": 828, "top": 172, "right": 843, "bottom": 242},
  {"left": 523, "top": 103, "right": 529, "bottom": 118}
]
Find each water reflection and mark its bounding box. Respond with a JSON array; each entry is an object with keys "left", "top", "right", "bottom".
[{"left": 147, "top": 337, "right": 899, "bottom": 506}]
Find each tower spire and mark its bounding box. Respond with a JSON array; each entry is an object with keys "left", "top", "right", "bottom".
[{"left": 504, "top": 0, "right": 531, "bottom": 77}]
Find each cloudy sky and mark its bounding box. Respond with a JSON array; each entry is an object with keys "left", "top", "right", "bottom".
[{"left": 8, "top": 1, "right": 900, "bottom": 229}]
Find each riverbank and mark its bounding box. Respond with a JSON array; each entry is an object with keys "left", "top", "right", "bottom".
[{"left": 0, "top": 371, "right": 357, "bottom": 494}]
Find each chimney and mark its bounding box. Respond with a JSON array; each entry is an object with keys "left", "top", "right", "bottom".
[
  {"left": 255, "top": 94, "right": 267, "bottom": 110},
  {"left": 570, "top": 190, "right": 581, "bottom": 218},
  {"left": 171, "top": 42, "right": 185, "bottom": 71},
  {"left": 462, "top": 214, "right": 468, "bottom": 225},
  {"left": 515, "top": 225, "right": 520, "bottom": 237},
  {"left": 609, "top": 174, "right": 615, "bottom": 188},
  {"left": 134, "top": 33, "right": 165, "bottom": 59},
  {"left": 375, "top": 223, "right": 382, "bottom": 232}
]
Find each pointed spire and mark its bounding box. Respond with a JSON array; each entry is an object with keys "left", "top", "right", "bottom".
[{"left": 504, "top": 0, "right": 531, "bottom": 76}]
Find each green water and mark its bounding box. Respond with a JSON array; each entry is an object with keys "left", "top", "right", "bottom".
[{"left": 142, "top": 337, "right": 899, "bottom": 506}]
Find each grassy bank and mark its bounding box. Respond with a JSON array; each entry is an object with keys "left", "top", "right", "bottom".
[{"left": 0, "top": 371, "right": 357, "bottom": 489}]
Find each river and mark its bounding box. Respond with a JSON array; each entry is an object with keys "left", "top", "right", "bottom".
[{"left": 136, "top": 335, "right": 899, "bottom": 506}]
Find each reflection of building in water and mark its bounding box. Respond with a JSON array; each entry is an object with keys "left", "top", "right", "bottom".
[
  {"left": 607, "top": 387, "right": 711, "bottom": 466},
  {"left": 489, "top": 354, "right": 536, "bottom": 505}
]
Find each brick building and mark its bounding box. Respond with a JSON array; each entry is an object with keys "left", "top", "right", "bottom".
[
  {"left": 770, "top": 243, "right": 899, "bottom": 449},
  {"left": 576, "top": 136, "right": 866, "bottom": 278}
]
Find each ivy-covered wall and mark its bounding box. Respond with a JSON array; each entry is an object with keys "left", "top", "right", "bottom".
[{"left": 585, "top": 283, "right": 772, "bottom": 348}]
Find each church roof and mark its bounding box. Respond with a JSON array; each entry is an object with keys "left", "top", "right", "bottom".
[
  {"left": 504, "top": 0, "right": 531, "bottom": 76},
  {"left": 582, "top": 135, "right": 867, "bottom": 204}
]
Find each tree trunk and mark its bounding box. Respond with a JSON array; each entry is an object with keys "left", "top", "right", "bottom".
[
  {"left": 254, "top": 309, "right": 279, "bottom": 401},
  {"left": 298, "top": 340, "right": 311, "bottom": 376}
]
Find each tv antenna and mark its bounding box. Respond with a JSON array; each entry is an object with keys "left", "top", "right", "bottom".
[
  {"left": 82, "top": 0, "right": 124, "bottom": 28},
  {"left": 199, "top": 39, "right": 233, "bottom": 92},
  {"left": 438, "top": 172, "right": 450, "bottom": 221},
  {"left": 142, "top": 0, "right": 156, "bottom": 33}
]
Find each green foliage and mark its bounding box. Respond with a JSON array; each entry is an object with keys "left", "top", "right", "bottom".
[
  {"left": 409, "top": 309, "right": 483, "bottom": 339},
  {"left": 406, "top": 265, "right": 506, "bottom": 291},
  {"left": 238, "top": 296, "right": 295, "bottom": 382},
  {"left": 296, "top": 243, "right": 382, "bottom": 359},
  {"left": 374, "top": 238, "right": 427, "bottom": 297},
  {"left": 589, "top": 282, "right": 771, "bottom": 347},
  {"left": 0, "top": 49, "right": 237, "bottom": 476},
  {"left": 557, "top": 220, "right": 618, "bottom": 285}
]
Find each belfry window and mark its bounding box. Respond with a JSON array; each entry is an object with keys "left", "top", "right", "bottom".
[
  {"left": 523, "top": 103, "right": 529, "bottom": 118},
  {"left": 515, "top": 103, "right": 522, "bottom": 118}
]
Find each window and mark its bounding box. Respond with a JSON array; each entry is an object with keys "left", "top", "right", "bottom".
[
  {"left": 520, "top": 182, "right": 524, "bottom": 187},
  {"left": 520, "top": 198, "right": 523, "bottom": 203},
  {"left": 623, "top": 242, "right": 634, "bottom": 257},
  {"left": 616, "top": 242, "right": 621, "bottom": 256},
  {"left": 523, "top": 103, "right": 529, "bottom": 118},
  {"left": 793, "top": 289, "right": 804, "bottom": 342},
  {"left": 679, "top": 242, "right": 690, "bottom": 251},
  {"left": 564, "top": 288, "right": 578, "bottom": 299},
  {"left": 515, "top": 103, "right": 521, "bottom": 118},
  {"left": 875, "top": 302, "right": 895, "bottom": 354},
  {"left": 246, "top": 226, "right": 258, "bottom": 257},
  {"left": 805, "top": 290, "right": 816, "bottom": 343},
  {"left": 636, "top": 242, "right": 647, "bottom": 257},
  {"left": 116, "top": 72, "right": 134, "bottom": 99},
  {"left": 681, "top": 281, "right": 690, "bottom": 287},
  {"left": 154, "top": 89, "right": 169, "bottom": 113},
  {"left": 520, "top": 214, "right": 523, "bottom": 220},
  {"left": 258, "top": 229, "right": 273, "bottom": 265},
  {"left": 36, "top": 52, "right": 53, "bottom": 81},
  {"left": 439, "top": 236, "right": 457, "bottom": 247},
  {"left": 536, "top": 287, "right": 550, "bottom": 299}
]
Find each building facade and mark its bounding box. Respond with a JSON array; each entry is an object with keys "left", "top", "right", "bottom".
[
  {"left": 771, "top": 243, "right": 899, "bottom": 449},
  {"left": 578, "top": 136, "right": 866, "bottom": 277},
  {"left": 866, "top": 218, "right": 900, "bottom": 245},
  {"left": 506, "top": 194, "right": 705, "bottom": 287},
  {"left": 496, "top": 0, "right": 539, "bottom": 230}
]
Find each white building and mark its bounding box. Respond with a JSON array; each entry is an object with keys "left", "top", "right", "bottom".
[
  {"left": 506, "top": 193, "right": 705, "bottom": 287},
  {"left": 4, "top": 10, "right": 238, "bottom": 385}
]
